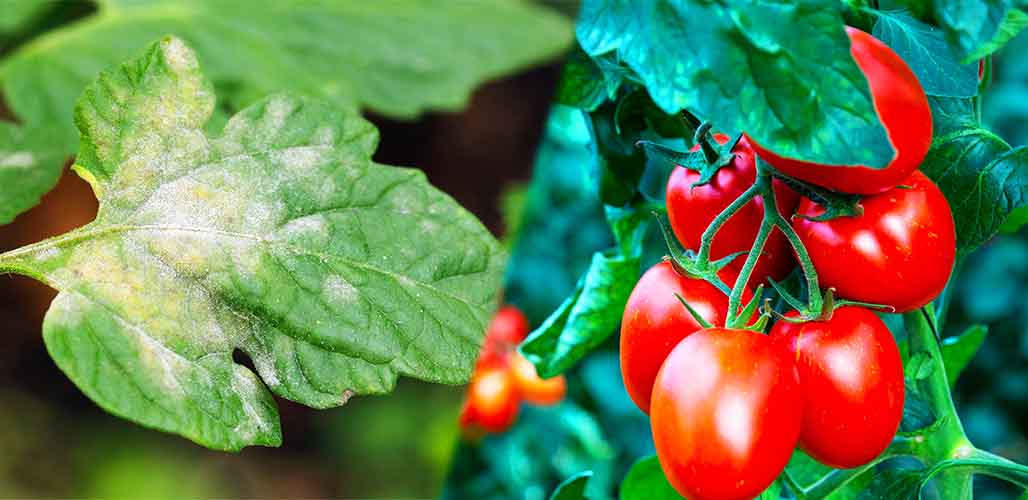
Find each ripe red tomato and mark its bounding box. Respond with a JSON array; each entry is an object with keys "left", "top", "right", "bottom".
[
  {"left": 667, "top": 134, "right": 799, "bottom": 287},
  {"left": 478, "top": 305, "right": 530, "bottom": 368},
  {"left": 509, "top": 352, "right": 566, "bottom": 406},
  {"left": 746, "top": 27, "right": 932, "bottom": 195},
  {"left": 459, "top": 366, "right": 520, "bottom": 433},
  {"left": 770, "top": 306, "right": 904, "bottom": 468},
  {"left": 619, "top": 261, "right": 752, "bottom": 414},
  {"left": 794, "top": 171, "right": 955, "bottom": 312},
  {"left": 650, "top": 328, "right": 802, "bottom": 500}
]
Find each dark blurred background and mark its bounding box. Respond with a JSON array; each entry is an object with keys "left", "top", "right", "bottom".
[{"left": 0, "top": 39, "right": 563, "bottom": 500}]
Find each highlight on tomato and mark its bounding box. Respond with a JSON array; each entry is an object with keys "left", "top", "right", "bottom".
[
  {"left": 746, "top": 27, "right": 932, "bottom": 195},
  {"left": 650, "top": 328, "right": 802, "bottom": 500},
  {"left": 459, "top": 366, "right": 520, "bottom": 434},
  {"left": 771, "top": 306, "right": 905, "bottom": 468},
  {"left": 666, "top": 133, "right": 799, "bottom": 286},
  {"left": 793, "top": 171, "right": 956, "bottom": 312}
]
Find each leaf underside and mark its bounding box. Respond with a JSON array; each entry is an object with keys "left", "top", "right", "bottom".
[{"left": 12, "top": 37, "right": 505, "bottom": 451}]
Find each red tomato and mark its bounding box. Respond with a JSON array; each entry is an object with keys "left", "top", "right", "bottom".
[
  {"left": 771, "top": 307, "right": 904, "bottom": 468},
  {"left": 619, "top": 261, "right": 752, "bottom": 414},
  {"left": 650, "top": 328, "right": 802, "bottom": 500},
  {"left": 478, "top": 305, "right": 530, "bottom": 368},
  {"left": 667, "top": 134, "right": 799, "bottom": 287},
  {"left": 459, "top": 367, "right": 520, "bottom": 433},
  {"left": 794, "top": 171, "right": 955, "bottom": 312},
  {"left": 746, "top": 27, "right": 932, "bottom": 195},
  {"left": 509, "top": 352, "right": 566, "bottom": 406}
]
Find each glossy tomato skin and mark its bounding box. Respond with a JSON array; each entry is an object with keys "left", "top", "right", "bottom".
[
  {"left": 794, "top": 171, "right": 955, "bottom": 312},
  {"left": 771, "top": 307, "right": 905, "bottom": 468},
  {"left": 667, "top": 134, "right": 800, "bottom": 287},
  {"left": 459, "top": 367, "right": 520, "bottom": 433},
  {"left": 651, "top": 328, "right": 802, "bottom": 500},
  {"left": 509, "top": 352, "right": 566, "bottom": 406},
  {"left": 619, "top": 261, "right": 751, "bottom": 414},
  {"left": 746, "top": 27, "right": 932, "bottom": 195}
]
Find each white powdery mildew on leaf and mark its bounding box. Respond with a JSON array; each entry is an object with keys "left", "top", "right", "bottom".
[
  {"left": 23, "top": 37, "right": 503, "bottom": 451},
  {"left": 322, "top": 275, "right": 361, "bottom": 310},
  {"left": 0, "top": 151, "right": 35, "bottom": 168}
]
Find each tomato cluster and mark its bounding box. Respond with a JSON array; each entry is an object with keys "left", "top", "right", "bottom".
[
  {"left": 626, "top": 28, "right": 955, "bottom": 499},
  {"left": 459, "top": 306, "right": 567, "bottom": 434}
]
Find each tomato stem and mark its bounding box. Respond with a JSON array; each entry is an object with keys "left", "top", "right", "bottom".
[
  {"left": 725, "top": 186, "right": 772, "bottom": 327},
  {"left": 693, "top": 122, "right": 721, "bottom": 165},
  {"left": 756, "top": 160, "right": 823, "bottom": 318},
  {"left": 694, "top": 183, "right": 760, "bottom": 268}
]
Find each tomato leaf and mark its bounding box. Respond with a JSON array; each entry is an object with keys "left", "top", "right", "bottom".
[
  {"left": 0, "top": 37, "right": 504, "bottom": 451},
  {"left": 921, "top": 124, "right": 1028, "bottom": 254},
  {"left": 0, "top": 0, "right": 47, "bottom": 37},
  {"left": 549, "top": 471, "right": 593, "bottom": 500},
  {"left": 0, "top": 123, "right": 64, "bottom": 224},
  {"left": 620, "top": 455, "right": 683, "bottom": 500},
  {"left": 0, "top": 0, "right": 572, "bottom": 219},
  {"left": 941, "top": 324, "right": 988, "bottom": 388},
  {"left": 930, "top": 0, "right": 1028, "bottom": 62},
  {"left": 860, "top": 465, "right": 924, "bottom": 500},
  {"left": 901, "top": 381, "right": 940, "bottom": 433},
  {"left": 556, "top": 48, "right": 622, "bottom": 112},
  {"left": 576, "top": 0, "right": 894, "bottom": 169},
  {"left": 520, "top": 249, "right": 640, "bottom": 379},
  {"left": 872, "top": 10, "right": 979, "bottom": 97}
]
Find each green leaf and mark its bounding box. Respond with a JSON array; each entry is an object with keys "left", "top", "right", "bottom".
[
  {"left": 520, "top": 249, "right": 640, "bottom": 378},
  {"left": 576, "top": 0, "right": 894, "bottom": 168},
  {"left": 921, "top": 116, "right": 1028, "bottom": 254},
  {"left": 932, "top": 0, "right": 1028, "bottom": 62},
  {"left": 860, "top": 465, "right": 923, "bottom": 500},
  {"left": 872, "top": 10, "right": 979, "bottom": 97},
  {"left": 901, "top": 380, "right": 939, "bottom": 432},
  {"left": 941, "top": 324, "right": 987, "bottom": 388},
  {"left": 0, "top": 37, "right": 504, "bottom": 451},
  {"left": 758, "top": 479, "right": 782, "bottom": 500},
  {"left": 0, "top": 0, "right": 47, "bottom": 36},
  {"left": 0, "top": 122, "right": 65, "bottom": 224},
  {"left": 550, "top": 471, "right": 593, "bottom": 500},
  {"left": 620, "top": 456, "right": 682, "bottom": 500},
  {"left": 1000, "top": 206, "right": 1028, "bottom": 233},
  {"left": 556, "top": 48, "right": 619, "bottom": 112},
  {"left": 0, "top": 0, "right": 573, "bottom": 172}
]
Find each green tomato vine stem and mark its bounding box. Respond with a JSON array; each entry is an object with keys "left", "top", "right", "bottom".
[{"left": 718, "top": 159, "right": 824, "bottom": 327}]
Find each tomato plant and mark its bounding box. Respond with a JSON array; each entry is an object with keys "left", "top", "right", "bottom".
[
  {"left": 445, "top": 1, "right": 1028, "bottom": 499},
  {"left": 650, "top": 328, "right": 802, "bottom": 500},
  {"left": 460, "top": 305, "right": 567, "bottom": 435},
  {"left": 771, "top": 306, "right": 905, "bottom": 469}
]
